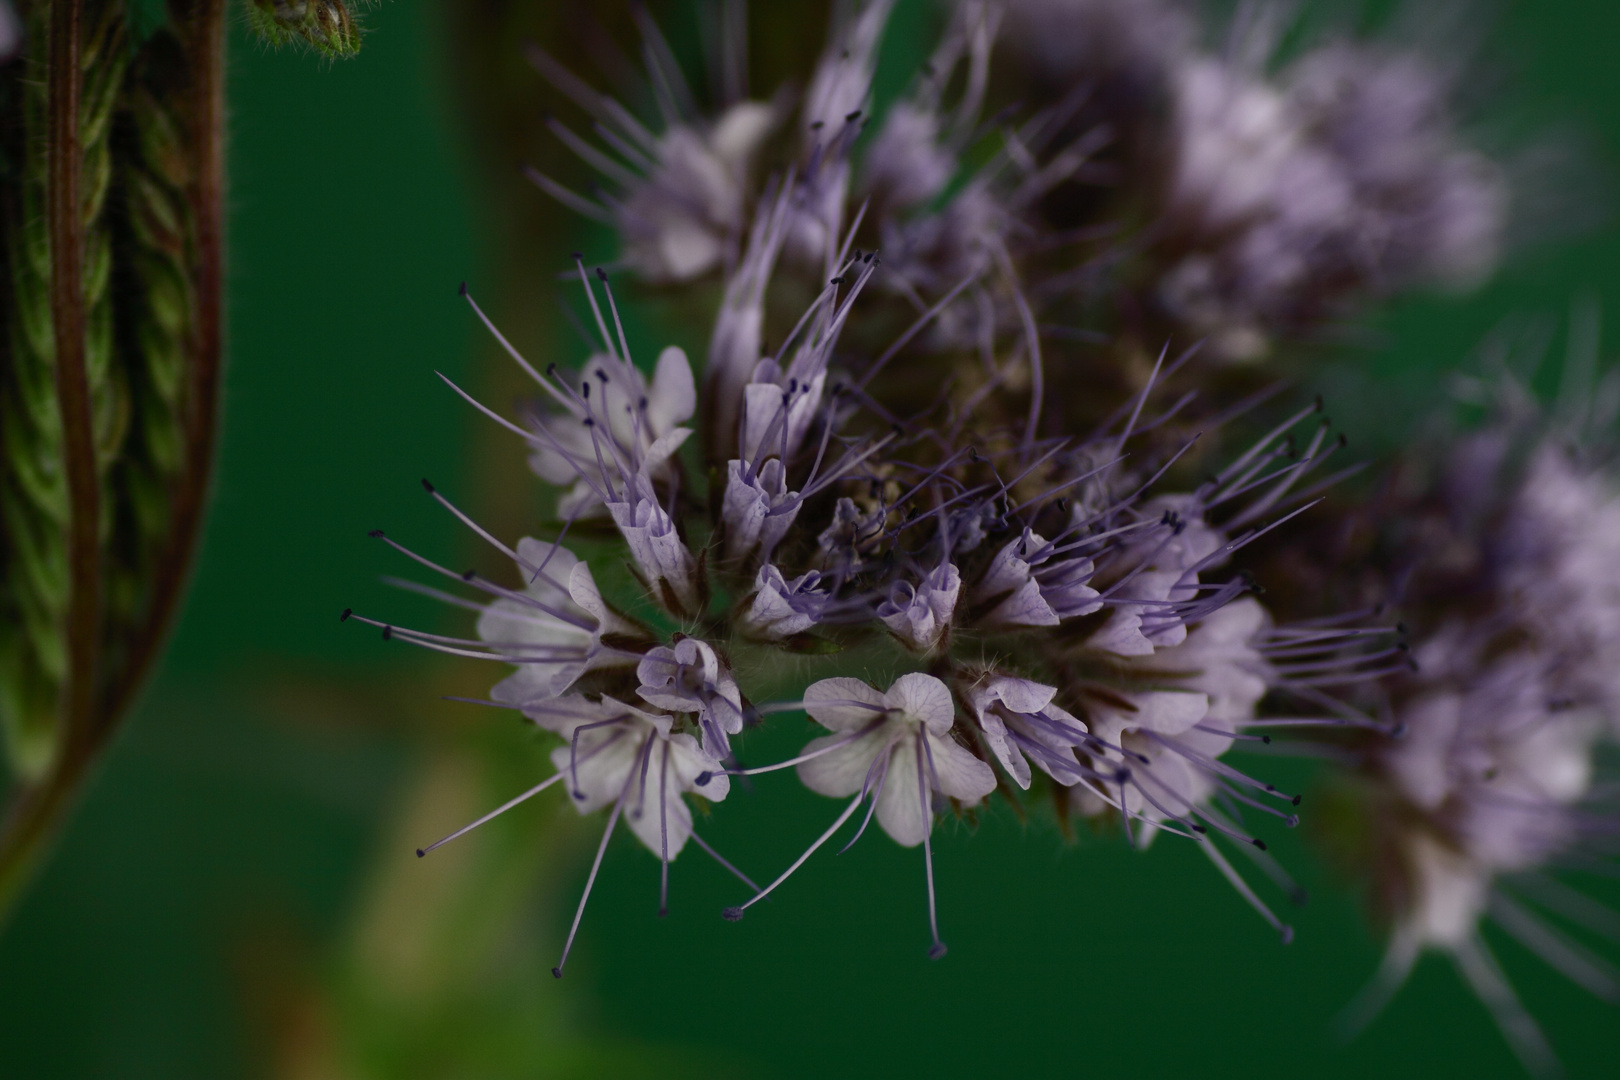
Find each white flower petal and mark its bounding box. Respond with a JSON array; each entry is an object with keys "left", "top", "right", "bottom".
[
  {"left": 804, "top": 677, "right": 890, "bottom": 731},
  {"left": 926, "top": 731, "right": 998, "bottom": 802},
  {"left": 797, "top": 727, "right": 892, "bottom": 797},
  {"left": 648, "top": 345, "right": 697, "bottom": 433},
  {"left": 887, "top": 672, "right": 956, "bottom": 733},
  {"left": 875, "top": 737, "right": 930, "bottom": 847}
]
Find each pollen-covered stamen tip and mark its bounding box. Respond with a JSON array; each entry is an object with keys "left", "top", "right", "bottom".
[
  {"left": 340, "top": 608, "right": 352, "bottom": 622},
  {"left": 722, "top": 906, "right": 745, "bottom": 922}
]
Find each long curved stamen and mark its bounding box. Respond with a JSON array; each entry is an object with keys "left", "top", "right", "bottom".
[
  {"left": 917, "top": 730, "right": 948, "bottom": 959},
  {"left": 722, "top": 793, "right": 865, "bottom": 920},
  {"left": 554, "top": 774, "right": 632, "bottom": 979},
  {"left": 417, "top": 769, "right": 570, "bottom": 857}
]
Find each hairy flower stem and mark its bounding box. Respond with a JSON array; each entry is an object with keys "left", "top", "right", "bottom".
[{"left": 0, "top": 0, "right": 226, "bottom": 927}]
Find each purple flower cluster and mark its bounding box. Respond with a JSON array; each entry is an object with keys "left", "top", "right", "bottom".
[{"left": 346, "top": 2, "right": 1618, "bottom": 1069}]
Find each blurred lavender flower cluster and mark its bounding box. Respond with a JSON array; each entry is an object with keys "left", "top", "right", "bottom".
[{"left": 353, "top": 0, "right": 1617, "bottom": 1070}]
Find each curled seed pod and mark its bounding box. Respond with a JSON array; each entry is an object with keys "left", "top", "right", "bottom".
[
  {"left": 0, "top": 0, "right": 229, "bottom": 922},
  {"left": 0, "top": 0, "right": 130, "bottom": 781}
]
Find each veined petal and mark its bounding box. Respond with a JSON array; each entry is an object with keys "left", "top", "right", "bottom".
[
  {"left": 887, "top": 672, "right": 956, "bottom": 733},
  {"left": 875, "top": 736, "right": 929, "bottom": 847},
  {"left": 797, "top": 726, "right": 893, "bottom": 797},
  {"left": 805, "top": 677, "right": 891, "bottom": 731},
  {"left": 927, "top": 730, "right": 998, "bottom": 802}
]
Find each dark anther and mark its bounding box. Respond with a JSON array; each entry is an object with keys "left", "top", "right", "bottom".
[
  {"left": 571, "top": 251, "right": 582, "bottom": 260},
  {"left": 382, "top": 625, "right": 394, "bottom": 641},
  {"left": 658, "top": 907, "right": 669, "bottom": 918},
  {"left": 1396, "top": 622, "right": 1407, "bottom": 634},
  {"left": 421, "top": 478, "right": 435, "bottom": 492},
  {"left": 853, "top": 249, "right": 863, "bottom": 260},
  {"left": 1314, "top": 394, "right": 1325, "bottom": 412},
  {"left": 845, "top": 109, "right": 862, "bottom": 121},
  {"left": 340, "top": 608, "right": 352, "bottom": 621},
  {"left": 1291, "top": 794, "right": 1302, "bottom": 806},
  {"left": 462, "top": 569, "right": 477, "bottom": 581},
  {"left": 458, "top": 281, "right": 469, "bottom": 296},
  {"left": 788, "top": 377, "right": 799, "bottom": 393},
  {"left": 1056, "top": 497, "right": 1070, "bottom": 512},
  {"left": 546, "top": 362, "right": 558, "bottom": 376},
  {"left": 809, "top": 120, "right": 825, "bottom": 130},
  {"left": 891, "top": 422, "right": 904, "bottom": 435},
  {"left": 1251, "top": 839, "right": 1268, "bottom": 851},
  {"left": 595, "top": 267, "right": 608, "bottom": 281},
  {"left": 968, "top": 447, "right": 981, "bottom": 461},
  {"left": 928, "top": 943, "right": 948, "bottom": 960},
  {"left": 551, "top": 967, "right": 564, "bottom": 979},
  {"left": 722, "top": 907, "right": 745, "bottom": 922},
  {"left": 368, "top": 529, "right": 385, "bottom": 538},
  {"left": 1336, "top": 433, "right": 1349, "bottom": 449},
  {"left": 830, "top": 276, "right": 845, "bottom": 285},
  {"left": 1261, "top": 735, "right": 1272, "bottom": 744},
  {"left": 595, "top": 368, "right": 608, "bottom": 382},
  {"left": 416, "top": 848, "right": 425, "bottom": 858},
  {"left": 696, "top": 771, "right": 713, "bottom": 786},
  {"left": 1192, "top": 824, "right": 1207, "bottom": 833},
  {"left": 581, "top": 382, "right": 590, "bottom": 399}
]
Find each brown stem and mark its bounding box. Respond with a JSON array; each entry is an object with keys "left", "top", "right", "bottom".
[
  {"left": 100, "top": 0, "right": 226, "bottom": 728},
  {"left": 49, "top": 0, "right": 99, "bottom": 757},
  {"left": 0, "top": 0, "right": 100, "bottom": 925}
]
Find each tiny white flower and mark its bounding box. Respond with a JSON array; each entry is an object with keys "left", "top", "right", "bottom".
[
  {"left": 972, "top": 529, "right": 1100, "bottom": 629},
  {"left": 1088, "top": 496, "right": 1225, "bottom": 657},
  {"left": 721, "top": 457, "right": 801, "bottom": 563},
  {"left": 608, "top": 473, "right": 701, "bottom": 617},
  {"left": 530, "top": 344, "right": 696, "bottom": 518},
  {"left": 964, "top": 674, "right": 1088, "bottom": 789},
  {"left": 740, "top": 565, "right": 829, "bottom": 641},
  {"left": 530, "top": 695, "right": 732, "bottom": 859},
  {"left": 796, "top": 672, "right": 995, "bottom": 847},
  {"left": 477, "top": 538, "right": 642, "bottom": 705},
  {"left": 637, "top": 638, "right": 745, "bottom": 759},
  {"left": 879, "top": 561, "right": 962, "bottom": 652}
]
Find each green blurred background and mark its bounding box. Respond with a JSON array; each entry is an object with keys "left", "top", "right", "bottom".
[{"left": 2, "top": 1, "right": 1619, "bottom": 1076}]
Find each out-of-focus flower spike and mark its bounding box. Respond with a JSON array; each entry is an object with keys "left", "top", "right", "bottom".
[
  {"left": 707, "top": 177, "right": 794, "bottom": 457},
  {"left": 527, "top": 28, "right": 780, "bottom": 282}
]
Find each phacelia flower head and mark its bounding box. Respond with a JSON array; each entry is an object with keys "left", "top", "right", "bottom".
[
  {"left": 343, "top": 1, "right": 1528, "bottom": 990},
  {"left": 1314, "top": 374, "right": 1620, "bottom": 1073}
]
